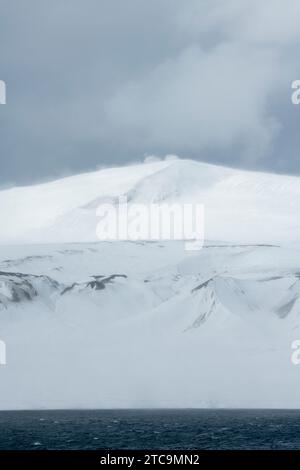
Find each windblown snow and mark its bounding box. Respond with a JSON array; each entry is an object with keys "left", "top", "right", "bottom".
[{"left": 0, "top": 158, "right": 300, "bottom": 409}]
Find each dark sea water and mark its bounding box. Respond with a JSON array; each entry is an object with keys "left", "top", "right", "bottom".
[{"left": 0, "top": 409, "right": 300, "bottom": 450}]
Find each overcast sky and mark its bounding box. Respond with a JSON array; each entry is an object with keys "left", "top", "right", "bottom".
[{"left": 1, "top": 0, "right": 300, "bottom": 185}]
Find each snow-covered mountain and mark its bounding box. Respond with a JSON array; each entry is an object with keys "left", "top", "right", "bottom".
[
  {"left": 1, "top": 157, "right": 300, "bottom": 244},
  {"left": 0, "top": 158, "right": 300, "bottom": 409}
]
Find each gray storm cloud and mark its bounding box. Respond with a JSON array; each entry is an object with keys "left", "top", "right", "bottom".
[
  {"left": 1, "top": 0, "right": 300, "bottom": 184},
  {"left": 106, "top": 43, "right": 280, "bottom": 162}
]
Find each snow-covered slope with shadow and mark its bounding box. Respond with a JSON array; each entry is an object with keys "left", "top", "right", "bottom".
[
  {"left": 0, "top": 159, "right": 300, "bottom": 409},
  {"left": 1, "top": 158, "right": 300, "bottom": 245}
]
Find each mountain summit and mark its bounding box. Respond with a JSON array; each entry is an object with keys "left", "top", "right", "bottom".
[{"left": 0, "top": 158, "right": 300, "bottom": 244}]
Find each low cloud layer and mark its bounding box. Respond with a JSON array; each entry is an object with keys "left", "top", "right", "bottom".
[{"left": 1, "top": 0, "right": 300, "bottom": 184}]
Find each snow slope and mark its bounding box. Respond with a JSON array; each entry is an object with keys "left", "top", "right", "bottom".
[
  {"left": 1, "top": 157, "right": 300, "bottom": 244},
  {"left": 0, "top": 240, "right": 300, "bottom": 409},
  {"left": 0, "top": 158, "right": 300, "bottom": 409}
]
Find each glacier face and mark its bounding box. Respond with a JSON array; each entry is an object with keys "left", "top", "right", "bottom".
[{"left": 0, "top": 158, "right": 300, "bottom": 408}]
